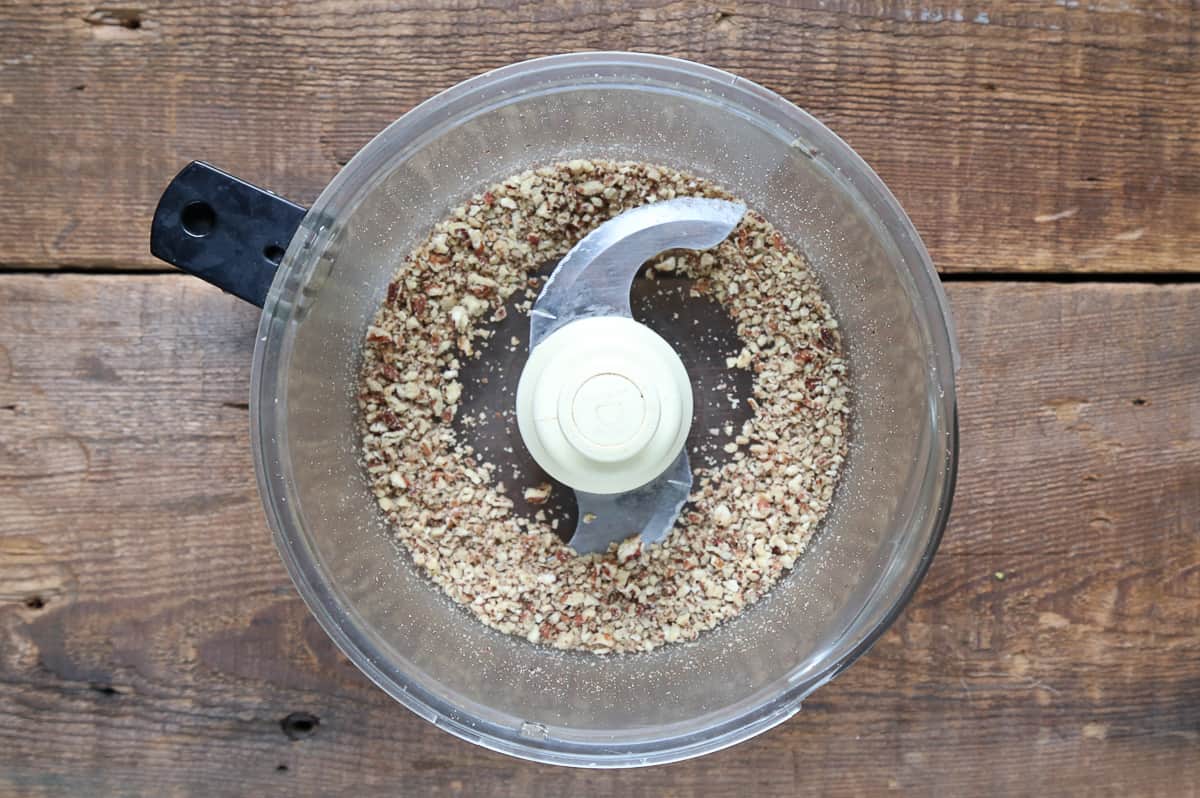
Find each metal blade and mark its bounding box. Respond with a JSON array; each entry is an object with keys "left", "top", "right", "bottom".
[
  {"left": 568, "top": 450, "right": 694, "bottom": 555},
  {"left": 528, "top": 197, "right": 746, "bottom": 555},
  {"left": 529, "top": 197, "right": 747, "bottom": 349}
]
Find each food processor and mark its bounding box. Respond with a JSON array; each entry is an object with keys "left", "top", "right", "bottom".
[{"left": 148, "top": 52, "right": 958, "bottom": 767}]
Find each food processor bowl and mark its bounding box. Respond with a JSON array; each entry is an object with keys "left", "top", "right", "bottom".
[{"left": 187, "top": 53, "right": 956, "bottom": 766}]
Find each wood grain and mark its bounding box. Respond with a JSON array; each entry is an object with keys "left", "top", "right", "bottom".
[
  {"left": 0, "top": 274, "right": 1196, "bottom": 796},
  {"left": 0, "top": 0, "right": 1197, "bottom": 274}
]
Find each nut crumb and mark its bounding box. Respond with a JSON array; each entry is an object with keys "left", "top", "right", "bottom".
[{"left": 523, "top": 483, "right": 552, "bottom": 504}]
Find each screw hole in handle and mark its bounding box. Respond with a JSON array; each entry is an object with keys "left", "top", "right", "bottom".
[
  {"left": 150, "top": 161, "right": 307, "bottom": 307},
  {"left": 180, "top": 201, "right": 216, "bottom": 238},
  {"left": 263, "top": 243, "right": 286, "bottom": 264}
]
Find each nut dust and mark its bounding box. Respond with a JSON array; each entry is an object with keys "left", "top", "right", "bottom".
[{"left": 358, "top": 160, "right": 850, "bottom": 654}]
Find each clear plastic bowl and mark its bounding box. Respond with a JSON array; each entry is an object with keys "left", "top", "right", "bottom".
[{"left": 250, "top": 52, "right": 958, "bottom": 767}]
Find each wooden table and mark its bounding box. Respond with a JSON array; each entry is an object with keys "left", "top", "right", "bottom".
[{"left": 1, "top": 2, "right": 1197, "bottom": 795}]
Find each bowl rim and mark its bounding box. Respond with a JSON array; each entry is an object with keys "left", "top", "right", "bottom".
[{"left": 249, "top": 50, "right": 959, "bottom": 768}]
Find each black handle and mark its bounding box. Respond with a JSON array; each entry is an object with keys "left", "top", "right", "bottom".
[{"left": 150, "top": 161, "right": 307, "bottom": 307}]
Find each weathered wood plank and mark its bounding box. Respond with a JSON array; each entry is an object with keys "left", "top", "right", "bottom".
[
  {"left": 0, "top": 274, "right": 1196, "bottom": 795},
  {"left": 0, "top": 1, "right": 1197, "bottom": 273}
]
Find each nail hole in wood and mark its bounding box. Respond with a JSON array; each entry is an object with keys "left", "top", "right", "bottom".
[
  {"left": 83, "top": 9, "right": 145, "bottom": 31},
  {"left": 24, "top": 596, "right": 46, "bottom": 609},
  {"left": 281, "top": 712, "right": 320, "bottom": 740}
]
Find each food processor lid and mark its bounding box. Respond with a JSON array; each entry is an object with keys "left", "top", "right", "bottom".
[{"left": 515, "top": 197, "right": 746, "bottom": 553}]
